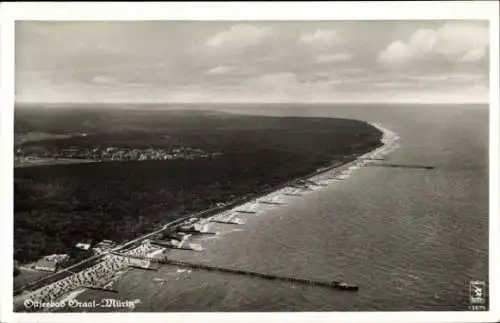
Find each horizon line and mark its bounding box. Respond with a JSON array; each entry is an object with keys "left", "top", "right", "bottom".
[{"left": 14, "top": 101, "right": 489, "bottom": 106}]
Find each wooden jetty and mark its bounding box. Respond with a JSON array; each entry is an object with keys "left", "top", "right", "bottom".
[
  {"left": 235, "top": 210, "right": 256, "bottom": 214},
  {"left": 163, "top": 259, "right": 358, "bottom": 292},
  {"left": 303, "top": 179, "right": 326, "bottom": 187},
  {"left": 370, "top": 164, "right": 434, "bottom": 170},
  {"left": 258, "top": 200, "right": 283, "bottom": 205},
  {"left": 111, "top": 252, "right": 358, "bottom": 291}
]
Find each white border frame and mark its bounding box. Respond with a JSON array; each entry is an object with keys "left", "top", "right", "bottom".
[{"left": 1, "top": 2, "right": 498, "bottom": 323}]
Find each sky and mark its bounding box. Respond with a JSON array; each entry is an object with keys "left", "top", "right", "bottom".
[{"left": 15, "top": 20, "right": 490, "bottom": 104}]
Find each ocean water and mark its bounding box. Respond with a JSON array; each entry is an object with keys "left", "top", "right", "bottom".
[{"left": 74, "top": 104, "right": 489, "bottom": 311}]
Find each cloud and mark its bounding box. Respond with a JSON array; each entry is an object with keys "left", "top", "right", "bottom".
[
  {"left": 206, "top": 66, "right": 238, "bottom": 75},
  {"left": 91, "top": 76, "right": 117, "bottom": 85},
  {"left": 16, "top": 22, "right": 489, "bottom": 104},
  {"left": 408, "top": 73, "right": 486, "bottom": 84},
  {"left": 300, "top": 29, "right": 341, "bottom": 46},
  {"left": 205, "top": 24, "right": 272, "bottom": 49},
  {"left": 314, "top": 53, "right": 352, "bottom": 63},
  {"left": 377, "top": 41, "right": 415, "bottom": 66},
  {"left": 124, "top": 82, "right": 150, "bottom": 88},
  {"left": 377, "top": 22, "right": 489, "bottom": 67},
  {"left": 461, "top": 49, "right": 486, "bottom": 63}
]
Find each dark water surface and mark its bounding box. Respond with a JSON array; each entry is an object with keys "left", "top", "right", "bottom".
[{"left": 76, "top": 104, "right": 489, "bottom": 311}]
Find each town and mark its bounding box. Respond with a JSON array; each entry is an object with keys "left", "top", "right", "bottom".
[{"left": 15, "top": 146, "right": 220, "bottom": 164}]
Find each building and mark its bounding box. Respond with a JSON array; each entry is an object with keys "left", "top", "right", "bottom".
[
  {"left": 59, "top": 149, "right": 79, "bottom": 158},
  {"left": 35, "top": 259, "right": 58, "bottom": 272},
  {"left": 93, "top": 239, "right": 117, "bottom": 254},
  {"left": 75, "top": 240, "right": 92, "bottom": 251},
  {"left": 94, "top": 239, "right": 116, "bottom": 249},
  {"left": 34, "top": 254, "right": 69, "bottom": 272},
  {"left": 128, "top": 258, "right": 150, "bottom": 268}
]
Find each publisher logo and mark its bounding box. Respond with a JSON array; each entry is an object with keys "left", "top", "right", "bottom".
[{"left": 469, "top": 280, "right": 485, "bottom": 305}]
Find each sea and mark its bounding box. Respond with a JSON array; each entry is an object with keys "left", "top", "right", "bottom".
[{"left": 71, "top": 103, "right": 489, "bottom": 312}]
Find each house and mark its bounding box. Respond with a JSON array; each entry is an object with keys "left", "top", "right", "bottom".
[
  {"left": 35, "top": 259, "right": 58, "bottom": 272},
  {"left": 128, "top": 257, "right": 151, "bottom": 269}
]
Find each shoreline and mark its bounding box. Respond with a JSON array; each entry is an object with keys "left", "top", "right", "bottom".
[
  {"left": 206, "top": 122, "right": 399, "bottom": 223},
  {"left": 15, "top": 121, "right": 399, "bottom": 311}
]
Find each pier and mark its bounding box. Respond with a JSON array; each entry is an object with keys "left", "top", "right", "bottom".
[
  {"left": 370, "top": 163, "right": 434, "bottom": 170},
  {"left": 258, "top": 200, "right": 284, "bottom": 205},
  {"left": 177, "top": 229, "right": 217, "bottom": 235},
  {"left": 235, "top": 210, "right": 256, "bottom": 214},
  {"left": 110, "top": 252, "right": 358, "bottom": 291},
  {"left": 304, "top": 179, "right": 326, "bottom": 187},
  {"left": 163, "top": 259, "right": 358, "bottom": 291}
]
